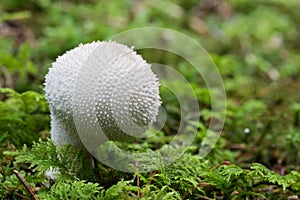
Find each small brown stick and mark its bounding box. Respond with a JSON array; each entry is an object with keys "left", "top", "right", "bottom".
[
  {"left": 146, "top": 170, "right": 157, "bottom": 186},
  {"left": 211, "top": 160, "right": 231, "bottom": 170},
  {"left": 194, "top": 194, "right": 215, "bottom": 200},
  {"left": 13, "top": 170, "right": 39, "bottom": 200},
  {"left": 134, "top": 160, "right": 140, "bottom": 198},
  {"left": 141, "top": 170, "right": 157, "bottom": 198}
]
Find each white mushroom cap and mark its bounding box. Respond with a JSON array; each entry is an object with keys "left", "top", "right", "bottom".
[{"left": 44, "top": 41, "right": 161, "bottom": 146}]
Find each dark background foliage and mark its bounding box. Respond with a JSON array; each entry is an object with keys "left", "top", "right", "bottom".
[{"left": 1, "top": 0, "right": 300, "bottom": 199}]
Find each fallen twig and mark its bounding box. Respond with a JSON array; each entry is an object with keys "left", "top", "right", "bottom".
[
  {"left": 134, "top": 160, "right": 140, "bottom": 198},
  {"left": 13, "top": 170, "right": 39, "bottom": 200}
]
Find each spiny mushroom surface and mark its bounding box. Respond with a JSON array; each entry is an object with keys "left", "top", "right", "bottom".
[{"left": 44, "top": 41, "right": 161, "bottom": 147}]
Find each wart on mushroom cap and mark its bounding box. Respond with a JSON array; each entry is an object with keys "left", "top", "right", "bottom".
[{"left": 44, "top": 41, "right": 161, "bottom": 147}]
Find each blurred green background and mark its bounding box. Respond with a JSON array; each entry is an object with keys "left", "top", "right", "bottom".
[{"left": 1, "top": 0, "right": 300, "bottom": 196}]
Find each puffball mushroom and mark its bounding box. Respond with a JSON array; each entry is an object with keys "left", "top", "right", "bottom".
[{"left": 44, "top": 41, "right": 161, "bottom": 147}]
